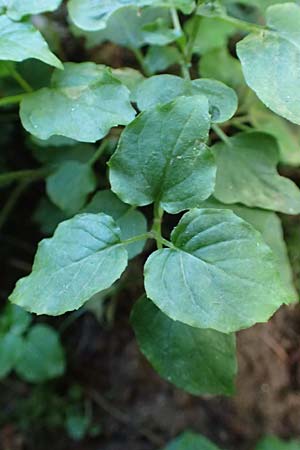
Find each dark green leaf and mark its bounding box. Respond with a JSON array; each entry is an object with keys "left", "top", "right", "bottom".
[
  {"left": 255, "top": 437, "right": 300, "bottom": 450},
  {"left": 163, "top": 431, "right": 222, "bottom": 450}
]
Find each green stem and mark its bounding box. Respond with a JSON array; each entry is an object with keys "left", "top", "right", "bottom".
[
  {"left": 131, "top": 47, "right": 151, "bottom": 77},
  {"left": 212, "top": 124, "right": 231, "bottom": 145},
  {"left": 0, "top": 181, "right": 28, "bottom": 231},
  {"left": 170, "top": 6, "right": 182, "bottom": 36},
  {"left": 219, "top": 14, "right": 265, "bottom": 33},
  {"left": 170, "top": 7, "right": 191, "bottom": 80},
  {"left": 0, "top": 167, "right": 51, "bottom": 187},
  {"left": 9, "top": 67, "right": 33, "bottom": 93},
  {"left": 186, "top": 15, "right": 200, "bottom": 63},
  {"left": 0, "top": 93, "right": 26, "bottom": 107},
  {"left": 88, "top": 140, "right": 109, "bottom": 166},
  {"left": 121, "top": 233, "right": 152, "bottom": 247},
  {"left": 152, "top": 202, "right": 164, "bottom": 249}
]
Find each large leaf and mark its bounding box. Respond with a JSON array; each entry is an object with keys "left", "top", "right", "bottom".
[
  {"left": 68, "top": 0, "right": 195, "bottom": 31},
  {"left": 135, "top": 74, "right": 238, "bottom": 123},
  {"left": 202, "top": 198, "right": 297, "bottom": 303},
  {"left": 109, "top": 96, "right": 215, "bottom": 214},
  {"left": 0, "top": 15, "right": 62, "bottom": 69},
  {"left": 144, "top": 208, "right": 286, "bottom": 333},
  {"left": 1, "top": 0, "right": 62, "bottom": 19},
  {"left": 46, "top": 161, "right": 96, "bottom": 215},
  {"left": 84, "top": 190, "right": 147, "bottom": 259},
  {"left": 15, "top": 324, "right": 65, "bottom": 382},
  {"left": 212, "top": 132, "right": 300, "bottom": 214},
  {"left": 163, "top": 432, "right": 222, "bottom": 450},
  {"left": 132, "top": 297, "right": 237, "bottom": 395},
  {"left": 20, "top": 62, "right": 136, "bottom": 142},
  {"left": 237, "top": 3, "right": 300, "bottom": 124},
  {"left": 255, "top": 437, "right": 300, "bottom": 450},
  {"left": 9, "top": 213, "right": 128, "bottom": 315}
]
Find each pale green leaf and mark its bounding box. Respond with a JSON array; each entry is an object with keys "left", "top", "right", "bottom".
[
  {"left": 132, "top": 297, "right": 237, "bottom": 395},
  {"left": 135, "top": 74, "right": 238, "bottom": 123},
  {"left": 237, "top": 3, "right": 300, "bottom": 124},
  {"left": 255, "top": 437, "right": 300, "bottom": 450},
  {"left": 212, "top": 132, "right": 300, "bottom": 214},
  {"left": 46, "top": 161, "right": 96, "bottom": 215},
  {"left": 144, "top": 208, "right": 286, "bottom": 333},
  {"left": 9, "top": 213, "right": 128, "bottom": 315},
  {"left": 163, "top": 432, "right": 222, "bottom": 450},
  {"left": 109, "top": 96, "right": 215, "bottom": 214},
  {"left": 144, "top": 46, "right": 181, "bottom": 75},
  {"left": 15, "top": 324, "right": 65, "bottom": 382},
  {"left": 202, "top": 197, "right": 297, "bottom": 303},
  {"left": 84, "top": 190, "right": 147, "bottom": 259},
  {"left": 0, "top": 15, "right": 62, "bottom": 68},
  {"left": 20, "top": 62, "right": 136, "bottom": 142},
  {"left": 2, "top": 0, "right": 62, "bottom": 20}
]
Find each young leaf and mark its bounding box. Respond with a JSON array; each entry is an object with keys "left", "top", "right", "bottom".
[
  {"left": 202, "top": 198, "right": 297, "bottom": 304},
  {"left": 131, "top": 297, "right": 237, "bottom": 396},
  {"left": 0, "top": 332, "right": 23, "bottom": 378},
  {"left": 163, "top": 431, "right": 222, "bottom": 450},
  {"left": 46, "top": 161, "right": 96, "bottom": 215},
  {"left": 212, "top": 132, "right": 300, "bottom": 214},
  {"left": 237, "top": 3, "right": 300, "bottom": 124},
  {"left": 135, "top": 74, "right": 238, "bottom": 123},
  {"left": 2, "top": 0, "right": 62, "bottom": 20},
  {"left": 9, "top": 213, "right": 129, "bottom": 315},
  {"left": 255, "top": 437, "right": 300, "bottom": 450},
  {"left": 0, "top": 15, "right": 62, "bottom": 69},
  {"left": 15, "top": 324, "right": 65, "bottom": 382},
  {"left": 84, "top": 190, "right": 147, "bottom": 259},
  {"left": 144, "top": 46, "right": 181, "bottom": 75},
  {"left": 144, "top": 208, "right": 286, "bottom": 333},
  {"left": 109, "top": 96, "right": 215, "bottom": 214},
  {"left": 20, "top": 62, "right": 136, "bottom": 142}
]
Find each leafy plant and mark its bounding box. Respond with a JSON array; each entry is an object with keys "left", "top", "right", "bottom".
[{"left": 1, "top": 0, "right": 300, "bottom": 399}]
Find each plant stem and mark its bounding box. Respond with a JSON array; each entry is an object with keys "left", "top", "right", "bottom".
[
  {"left": 9, "top": 67, "right": 33, "bottom": 93},
  {"left": 131, "top": 47, "right": 151, "bottom": 77},
  {"left": 152, "top": 202, "right": 164, "bottom": 249},
  {"left": 170, "top": 6, "right": 191, "bottom": 80},
  {"left": 219, "top": 14, "right": 265, "bottom": 33},
  {"left": 186, "top": 15, "right": 201, "bottom": 63},
  {"left": 0, "top": 167, "right": 51, "bottom": 187},
  {"left": 0, "top": 181, "right": 28, "bottom": 231},
  {"left": 88, "top": 140, "right": 109, "bottom": 166},
  {"left": 0, "top": 93, "right": 26, "bottom": 107},
  {"left": 121, "top": 233, "right": 152, "bottom": 247},
  {"left": 170, "top": 6, "right": 182, "bottom": 35},
  {"left": 212, "top": 124, "right": 231, "bottom": 145}
]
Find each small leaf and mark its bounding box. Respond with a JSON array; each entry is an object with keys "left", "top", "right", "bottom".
[
  {"left": 135, "top": 74, "right": 238, "bottom": 123},
  {"left": 163, "top": 431, "right": 222, "bottom": 450},
  {"left": 132, "top": 297, "right": 237, "bottom": 396},
  {"left": 33, "top": 198, "right": 68, "bottom": 236},
  {"left": 144, "top": 46, "right": 181, "bottom": 75},
  {"left": 9, "top": 213, "right": 128, "bottom": 315},
  {"left": 212, "top": 132, "right": 300, "bottom": 214},
  {"left": 255, "top": 437, "right": 300, "bottom": 450},
  {"left": 2, "top": 0, "right": 62, "bottom": 20},
  {"left": 0, "top": 332, "right": 23, "bottom": 378},
  {"left": 46, "top": 161, "right": 96, "bottom": 215},
  {"left": 20, "top": 62, "right": 136, "bottom": 142},
  {"left": 144, "top": 208, "right": 286, "bottom": 333},
  {"left": 0, "top": 15, "right": 62, "bottom": 68},
  {"left": 15, "top": 324, "right": 65, "bottom": 382},
  {"left": 0, "top": 304, "right": 31, "bottom": 335},
  {"left": 84, "top": 190, "right": 147, "bottom": 259},
  {"left": 237, "top": 3, "right": 300, "bottom": 124},
  {"left": 109, "top": 96, "right": 215, "bottom": 214},
  {"left": 142, "top": 18, "right": 181, "bottom": 45}
]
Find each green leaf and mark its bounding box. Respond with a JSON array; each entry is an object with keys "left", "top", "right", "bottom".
[
  {"left": 33, "top": 198, "right": 68, "bottom": 235},
  {"left": 144, "top": 208, "right": 286, "bottom": 333},
  {"left": 109, "top": 96, "right": 215, "bottom": 214},
  {"left": 9, "top": 213, "right": 128, "bottom": 315},
  {"left": 142, "top": 18, "right": 181, "bottom": 45},
  {"left": 2, "top": 0, "right": 62, "bottom": 20},
  {"left": 46, "top": 161, "right": 96, "bottom": 215},
  {"left": 0, "top": 304, "right": 31, "bottom": 335},
  {"left": 84, "top": 190, "right": 147, "bottom": 259},
  {"left": 0, "top": 332, "right": 23, "bottom": 378},
  {"left": 20, "top": 62, "right": 135, "bottom": 142},
  {"left": 144, "top": 46, "right": 181, "bottom": 75},
  {"left": 135, "top": 74, "right": 238, "bottom": 123},
  {"left": 110, "top": 68, "right": 144, "bottom": 100},
  {"left": 68, "top": 0, "right": 194, "bottom": 31},
  {"left": 132, "top": 297, "right": 237, "bottom": 395},
  {"left": 255, "top": 437, "right": 300, "bottom": 450},
  {"left": 237, "top": 3, "right": 300, "bottom": 124},
  {"left": 212, "top": 132, "right": 300, "bottom": 214},
  {"left": 249, "top": 102, "right": 300, "bottom": 166},
  {"left": 15, "top": 324, "right": 65, "bottom": 382},
  {"left": 163, "top": 431, "right": 222, "bottom": 450},
  {"left": 0, "top": 15, "right": 62, "bottom": 69},
  {"left": 202, "top": 197, "right": 297, "bottom": 303}
]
